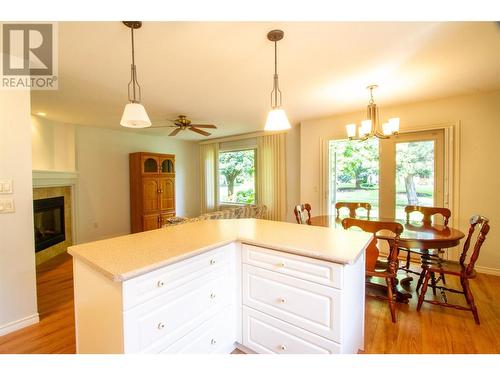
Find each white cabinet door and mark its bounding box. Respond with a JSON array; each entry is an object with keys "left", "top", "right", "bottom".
[
  {"left": 242, "top": 264, "right": 341, "bottom": 342},
  {"left": 242, "top": 306, "right": 340, "bottom": 354}
]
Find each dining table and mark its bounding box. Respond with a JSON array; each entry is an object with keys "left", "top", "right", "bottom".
[{"left": 309, "top": 215, "right": 465, "bottom": 303}]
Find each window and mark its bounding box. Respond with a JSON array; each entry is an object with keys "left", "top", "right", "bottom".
[
  {"left": 328, "top": 129, "right": 444, "bottom": 219},
  {"left": 218, "top": 149, "right": 256, "bottom": 204}
]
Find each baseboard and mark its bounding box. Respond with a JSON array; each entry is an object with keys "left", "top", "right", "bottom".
[
  {"left": 0, "top": 313, "right": 40, "bottom": 337},
  {"left": 475, "top": 266, "right": 500, "bottom": 276}
]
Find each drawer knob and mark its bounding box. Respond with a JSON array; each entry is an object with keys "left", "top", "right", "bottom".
[
  {"left": 210, "top": 259, "right": 216, "bottom": 265},
  {"left": 278, "top": 262, "right": 285, "bottom": 268},
  {"left": 279, "top": 298, "right": 286, "bottom": 304},
  {"left": 280, "top": 345, "right": 287, "bottom": 351},
  {"left": 157, "top": 280, "right": 165, "bottom": 287},
  {"left": 210, "top": 293, "right": 216, "bottom": 299},
  {"left": 211, "top": 338, "right": 217, "bottom": 345},
  {"left": 157, "top": 322, "right": 165, "bottom": 330}
]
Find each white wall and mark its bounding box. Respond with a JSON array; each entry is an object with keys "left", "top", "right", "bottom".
[
  {"left": 0, "top": 90, "right": 38, "bottom": 335},
  {"left": 31, "top": 115, "right": 75, "bottom": 171},
  {"left": 299, "top": 90, "right": 500, "bottom": 272},
  {"left": 75, "top": 126, "right": 199, "bottom": 243}
]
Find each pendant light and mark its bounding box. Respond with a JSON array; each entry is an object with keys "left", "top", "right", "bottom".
[
  {"left": 345, "top": 85, "right": 399, "bottom": 140},
  {"left": 120, "top": 21, "right": 151, "bottom": 128},
  {"left": 264, "top": 29, "right": 291, "bottom": 131}
]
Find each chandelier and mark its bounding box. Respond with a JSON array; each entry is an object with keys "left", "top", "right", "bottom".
[{"left": 346, "top": 85, "right": 399, "bottom": 140}]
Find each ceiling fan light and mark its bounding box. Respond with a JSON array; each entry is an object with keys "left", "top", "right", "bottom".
[
  {"left": 264, "top": 108, "right": 291, "bottom": 131},
  {"left": 120, "top": 103, "right": 152, "bottom": 128}
]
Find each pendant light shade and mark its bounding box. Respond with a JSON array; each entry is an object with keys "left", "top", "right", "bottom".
[
  {"left": 265, "top": 108, "right": 291, "bottom": 131},
  {"left": 120, "top": 103, "right": 151, "bottom": 128},
  {"left": 121, "top": 21, "right": 151, "bottom": 128},
  {"left": 265, "top": 29, "right": 291, "bottom": 131}
]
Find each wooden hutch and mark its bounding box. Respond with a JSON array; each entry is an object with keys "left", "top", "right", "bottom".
[{"left": 129, "top": 152, "right": 175, "bottom": 233}]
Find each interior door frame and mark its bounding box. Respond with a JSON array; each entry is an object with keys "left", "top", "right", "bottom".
[{"left": 320, "top": 121, "right": 461, "bottom": 259}]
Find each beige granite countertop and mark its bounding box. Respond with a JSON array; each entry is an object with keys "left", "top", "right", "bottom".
[{"left": 68, "top": 219, "right": 372, "bottom": 282}]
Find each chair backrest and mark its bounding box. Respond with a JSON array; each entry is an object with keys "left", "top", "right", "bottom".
[
  {"left": 459, "top": 215, "right": 490, "bottom": 276},
  {"left": 294, "top": 203, "right": 312, "bottom": 225},
  {"left": 335, "top": 202, "right": 372, "bottom": 219},
  {"left": 342, "top": 218, "right": 403, "bottom": 275},
  {"left": 404, "top": 205, "right": 451, "bottom": 226}
]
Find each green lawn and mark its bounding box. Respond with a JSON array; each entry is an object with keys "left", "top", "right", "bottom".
[{"left": 335, "top": 185, "right": 434, "bottom": 219}]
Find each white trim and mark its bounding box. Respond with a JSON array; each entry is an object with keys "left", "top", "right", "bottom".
[
  {"left": 199, "top": 130, "right": 288, "bottom": 145},
  {"left": 0, "top": 314, "right": 39, "bottom": 336},
  {"left": 475, "top": 266, "right": 500, "bottom": 276}
]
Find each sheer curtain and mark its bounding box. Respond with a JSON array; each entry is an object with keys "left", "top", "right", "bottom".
[
  {"left": 199, "top": 143, "right": 219, "bottom": 213},
  {"left": 257, "top": 133, "right": 287, "bottom": 221}
]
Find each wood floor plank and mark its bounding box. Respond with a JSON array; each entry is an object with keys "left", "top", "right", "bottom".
[{"left": 0, "top": 253, "right": 499, "bottom": 354}]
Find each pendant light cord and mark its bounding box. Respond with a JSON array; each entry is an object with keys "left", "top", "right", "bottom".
[
  {"left": 128, "top": 25, "right": 141, "bottom": 103},
  {"left": 271, "top": 39, "right": 282, "bottom": 108}
]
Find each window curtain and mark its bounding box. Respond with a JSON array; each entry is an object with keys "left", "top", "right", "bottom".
[
  {"left": 199, "top": 143, "right": 219, "bottom": 213},
  {"left": 257, "top": 133, "right": 287, "bottom": 221}
]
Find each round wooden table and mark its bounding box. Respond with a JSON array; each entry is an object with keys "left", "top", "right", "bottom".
[
  {"left": 310, "top": 215, "right": 465, "bottom": 303},
  {"left": 310, "top": 215, "right": 465, "bottom": 250}
]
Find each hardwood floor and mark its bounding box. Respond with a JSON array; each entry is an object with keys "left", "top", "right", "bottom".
[{"left": 0, "top": 252, "right": 499, "bottom": 354}]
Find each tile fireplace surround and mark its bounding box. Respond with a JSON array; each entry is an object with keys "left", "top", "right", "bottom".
[{"left": 32, "top": 170, "right": 78, "bottom": 265}]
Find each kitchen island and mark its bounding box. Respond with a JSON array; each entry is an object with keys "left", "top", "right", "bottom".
[{"left": 69, "top": 218, "right": 371, "bottom": 354}]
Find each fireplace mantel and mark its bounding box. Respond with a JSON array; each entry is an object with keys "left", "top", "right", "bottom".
[{"left": 32, "top": 170, "right": 79, "bottom": 188}]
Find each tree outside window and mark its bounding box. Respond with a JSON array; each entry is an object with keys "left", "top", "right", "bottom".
[{"left": 219, "top": 149, "right": 256, "bottom": 204}]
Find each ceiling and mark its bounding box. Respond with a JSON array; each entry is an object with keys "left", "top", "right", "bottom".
[{"left": 31, "top": 22, "right": 500, "bottom": 140}]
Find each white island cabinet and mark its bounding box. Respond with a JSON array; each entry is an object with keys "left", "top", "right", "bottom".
[{"left": 69, "top": 219, "right": 369, "bottom": 354}]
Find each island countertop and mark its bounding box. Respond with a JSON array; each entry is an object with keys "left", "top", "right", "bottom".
[{"left": 68, "top": 218, "right": 371, "bottom": 282}]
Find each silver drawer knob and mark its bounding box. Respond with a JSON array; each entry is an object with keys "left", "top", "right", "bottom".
[
  {"left": 157, "top": 322, "right": 165, "bottom": 330},
  {"left": 210, "top": 293, "right": 216, "bottom": 299},
  {"left": 211, "top": 338, "right": 217, "bottom": 345},
  {"left": 157, "top": 280, "right": 164, "bottom": 287},
  {"left": 280, "top": 345, "right": 287, "bottom": 351},
  {"left": 279, "top": 298, "right": 286, "bottom": 304},
  {"left": 210, "top": 259, "right": 216, "bottom": 265}
]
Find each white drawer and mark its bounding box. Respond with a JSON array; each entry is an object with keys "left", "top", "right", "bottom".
[
  {"left": 122, "top": 244, "right": 231, "bottom": 310},
  {"left": 161, "top": 308, "right": 235, "bottom": 353},
  {"left": 242, "top": 264, "right": 341, "bottom": 342},
  {"left": 242, "top": 243, "right": 343, "bottom": 289},
  {"left": 124, "top": 268, "right": 230, "bottom": 352},
  {"left": 242, "top": 306, "right": 340, "bottom": 354}
]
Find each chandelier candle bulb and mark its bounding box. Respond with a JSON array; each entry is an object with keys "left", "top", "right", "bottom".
[{"left": 346, "top": 124, "right": 357, "bottom": 139}]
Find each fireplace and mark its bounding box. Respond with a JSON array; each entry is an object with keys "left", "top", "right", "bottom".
[{"left": 33, "top": 196, "right": 66, "bottom": 252}]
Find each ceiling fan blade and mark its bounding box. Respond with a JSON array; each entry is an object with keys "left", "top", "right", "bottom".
[
  {"left": 150, "top": 125, "right": 178, "bottom": 128},
  {"left": 190, "top": 124, "right": 217, "bottom": 128},
  {"left": 168, "top": 128, "right": 182, "bottom": 136},
  {"left": 188, "top": 127, "right": 211, "bottom": 136}
]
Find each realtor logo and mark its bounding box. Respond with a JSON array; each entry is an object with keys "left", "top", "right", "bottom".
[{"left": 1, "top": 22, "right": 58, "bottom": 90}]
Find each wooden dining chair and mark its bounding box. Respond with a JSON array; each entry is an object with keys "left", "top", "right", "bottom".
[
  {"left": 400, "top": 205, "right": 452, "bottom": 294},
  {"left": 335, "top": 202, "right": 372, "bottom": 218},
  {"left": 294, "top": 203, "right": 312, "bottom": 225},
  {"left": 342, "top": 218, "right": 404, "bottom": 323},
  {"left": 417, "top": 215, "right": 490, "bottom": 324}
]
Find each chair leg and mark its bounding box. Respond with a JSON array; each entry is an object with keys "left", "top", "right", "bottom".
[
  {"left": 417, "top": 271, "right": 431, "bottom": 311},
  {"left": 405, "top": 251, "right": 411, "bottom": 270},
  {"left": 430, "top": 272, "right": 437, "bottom": 295},
  {"left": 441, "top": 273, "right": 446, "bottom": 285},
  {"left": 386, "top": 277, "right": 397, "bottom": 323},
  {"left": 461, "top": 278, "right": 480, "bottom": 325},
  {"left": 416, "top": 266, "right": 426, "bottom": 293}
]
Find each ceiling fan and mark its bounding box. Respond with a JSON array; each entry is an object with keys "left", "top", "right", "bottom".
[{"left": 151, "top": 115, "right": 217, "bottom": 137}]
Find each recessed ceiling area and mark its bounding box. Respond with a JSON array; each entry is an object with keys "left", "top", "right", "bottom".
[{"left": 31, "top": 21, "right": 500, "bottom": 140}]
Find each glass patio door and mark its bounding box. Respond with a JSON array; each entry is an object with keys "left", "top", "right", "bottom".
[{"left": 328, "top": 129, "right": 445, "bottom": 219}]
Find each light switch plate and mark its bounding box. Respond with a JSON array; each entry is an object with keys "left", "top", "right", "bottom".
[
  {"left": 0, "top": 198, "right": 15, "bottom": 213},
  {"left": 0, "top": 179, "right": 13, "bottom": 194}
]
